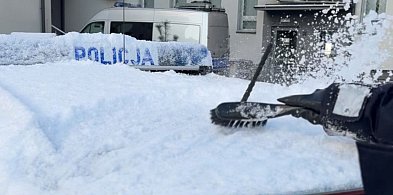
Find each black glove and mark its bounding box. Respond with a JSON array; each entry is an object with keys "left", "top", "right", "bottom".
[
  {"left": 354, "top": 84, "right": 393, "bottom": 195},
  {"left": 277, "top": 82, "right": 393, "bottom": 144},
  {"left": 279, "top": 82, "right": 393, "bottom": 194},
  {"left": 356, "top": 141, "right": 393, "bottom": 194}
]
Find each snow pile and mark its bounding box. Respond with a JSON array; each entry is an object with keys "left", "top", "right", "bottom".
[
  {"left": 3, "top": 10, "right": 392, "bottom": 195},
  {"left": 0, "top": 62, "right": 361, "bottom": 194},
  {"left": 0, "top": 32, "right": 212, "bottom": 67}
]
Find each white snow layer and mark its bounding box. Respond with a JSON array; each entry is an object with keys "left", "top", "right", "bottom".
[
  {"left": 0, "top": 61, "right": 361, "bottom": 195},
  {"left": 0, "top": 33, "right": 212, "bottom": 67},
  {"left": 3, "top": 15, "right": 393, "bottom": 193}
]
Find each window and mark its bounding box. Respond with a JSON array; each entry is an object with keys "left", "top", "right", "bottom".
[
  {"left": 144, "top": 0, "right": 154, "bottom": 8},
  {"left": 109, "top": 21, "right": 200, "bottom": 43},
  {"left": 363, "top": 0, "right": 387, "bottom": 15},
  {"left": 110, "top": 22, "right": 153, "bottom": 41},
  {"left": 114, "top": 0, "right": 154, "bottom": 8},
  {"left": 319, "top": 31, "right": 335, "bottom": 56},
  {"left": 81, "top": 22, "right": 104, "bottom": 33},
  {"left": 152, "top": 22, "right": 200, "bottom": 43},
  {"left": 238, "top": 0, "right": 257, "bottom": 33},
  {"left": 172, "top": 0, "right": 222, "bottom": 8}
]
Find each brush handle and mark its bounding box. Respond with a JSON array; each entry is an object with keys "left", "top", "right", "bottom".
[{"left": 241, "top": 43, "right": 273, "bottom": 102}]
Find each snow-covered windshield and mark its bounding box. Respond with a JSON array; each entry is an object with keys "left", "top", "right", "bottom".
[{"left": 0, "top": 5, "right": 392, "bottom": 195}]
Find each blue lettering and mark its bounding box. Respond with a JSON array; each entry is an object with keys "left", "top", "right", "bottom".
[
  {"left": 74, "top": 47, "right": 86, "bottom": 61},
  {"left": 100, "top": 47, "right": 112, "bottom": 65},
  {"left": 112, "top": 48, "right": 117, "bottom": 64},
  {"left": 141, "top": 48, "right": 154, "bottom": 65},
  {"left": 130, "top": 48, "right": 141, "bottom": 65},
  {"left": 118, "top": 48, "right": 129, "bottom": 64},
  {"left": 88, "top": 47, "right": 99, "bottom": 62},
  {"left": 75, "top": 46, "right": 159, "bottom": 66}
]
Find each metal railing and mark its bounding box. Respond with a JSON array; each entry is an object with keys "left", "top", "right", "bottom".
[
  {"left": 51, "top": 25, "right": 66, "bottom": 35},
  {"left": 278, "top": 0, "right": 343, "bottom": 3}
]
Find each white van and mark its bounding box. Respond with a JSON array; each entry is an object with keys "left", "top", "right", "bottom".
[{"left": 81, "top": 3, "right": 229, "bottom": 73}]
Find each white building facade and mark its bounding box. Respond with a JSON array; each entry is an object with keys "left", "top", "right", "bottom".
[{"left": 0, "top": 0, "right": 51, "bottom": 34}]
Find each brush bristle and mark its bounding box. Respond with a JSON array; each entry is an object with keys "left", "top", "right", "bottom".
[{"left": 210, "top": 108, "right": 266, "bottom": 128}]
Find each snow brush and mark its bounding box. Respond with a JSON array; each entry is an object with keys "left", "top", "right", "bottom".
[
  {"left": 210, "top": 102, "right": 303, "bottom": 128},
  {"left": 210, "top": 43, "right": 289, "bottom": 128}
]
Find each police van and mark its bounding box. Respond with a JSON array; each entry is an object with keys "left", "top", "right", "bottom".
[{"left": 80, "top": 1, "right": 229, "bottom": 73}]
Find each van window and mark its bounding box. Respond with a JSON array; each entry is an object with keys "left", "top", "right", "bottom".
[
  {"left": 153, "top": 23, "right": 200, "bottom": 43},
  {"left": 81, "top": 22, "right": 105, "bottom": 33},
  {"left": 110, "top": 22, "right": 153, "bottom": 41}
]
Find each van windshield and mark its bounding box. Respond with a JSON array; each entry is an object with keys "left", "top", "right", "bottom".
[
  {"left": 81, "top": 22, "right": 105, "bottom": 33},
  {"left": 110, "top": 22, "right": 153, "bottom": 41},
  {"left": 110, "top": 21, "right": 200, "bottom": 44}
]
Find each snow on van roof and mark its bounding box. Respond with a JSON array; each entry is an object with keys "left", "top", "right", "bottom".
[{"left": 0, "top": 32, "right": 212, "bottom": 67}]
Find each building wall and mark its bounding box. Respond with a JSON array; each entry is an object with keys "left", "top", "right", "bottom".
[
  {"left": 64, "top": 0, "right": 116, "bottom": 32},
  {"left": 154, "top": 1, "right": 171, "bottom": 8},
  {"left": 380, "top": 1, "right": 393, "bottom": 71},
  {"left": 0, "top": 0, "right": 44, "bottom": 34},
  {"left": 387, "top": 1, "right": 393, "bottom": 15},
  {"left": 221, "top": 0, "right": 263, "bottom": 63}
]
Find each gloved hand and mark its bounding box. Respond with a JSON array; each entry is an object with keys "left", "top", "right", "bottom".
[
  {"left": 277, "top": 82, "right": 393, "bottom": 144},
  {"left": 280, "top": 82, "right": 393, "bottom": 195}
]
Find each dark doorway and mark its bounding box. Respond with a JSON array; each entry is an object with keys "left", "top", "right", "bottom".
[
  {"left": 269, "top": 27, "right": 299, "bottom": 83},
  {"left": 272, "top": 27, "right": 298, "bottom": 67},
  {"left": 51, "top": 0, "right": 65, "bottom": 34}
]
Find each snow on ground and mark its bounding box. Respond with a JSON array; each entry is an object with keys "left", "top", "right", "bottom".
[
  {"left": 0, "top": 61, "right": 361, "bottom": 195},
  {"left": 1, "top": 13, "right": 392, "bottom": 195}
]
